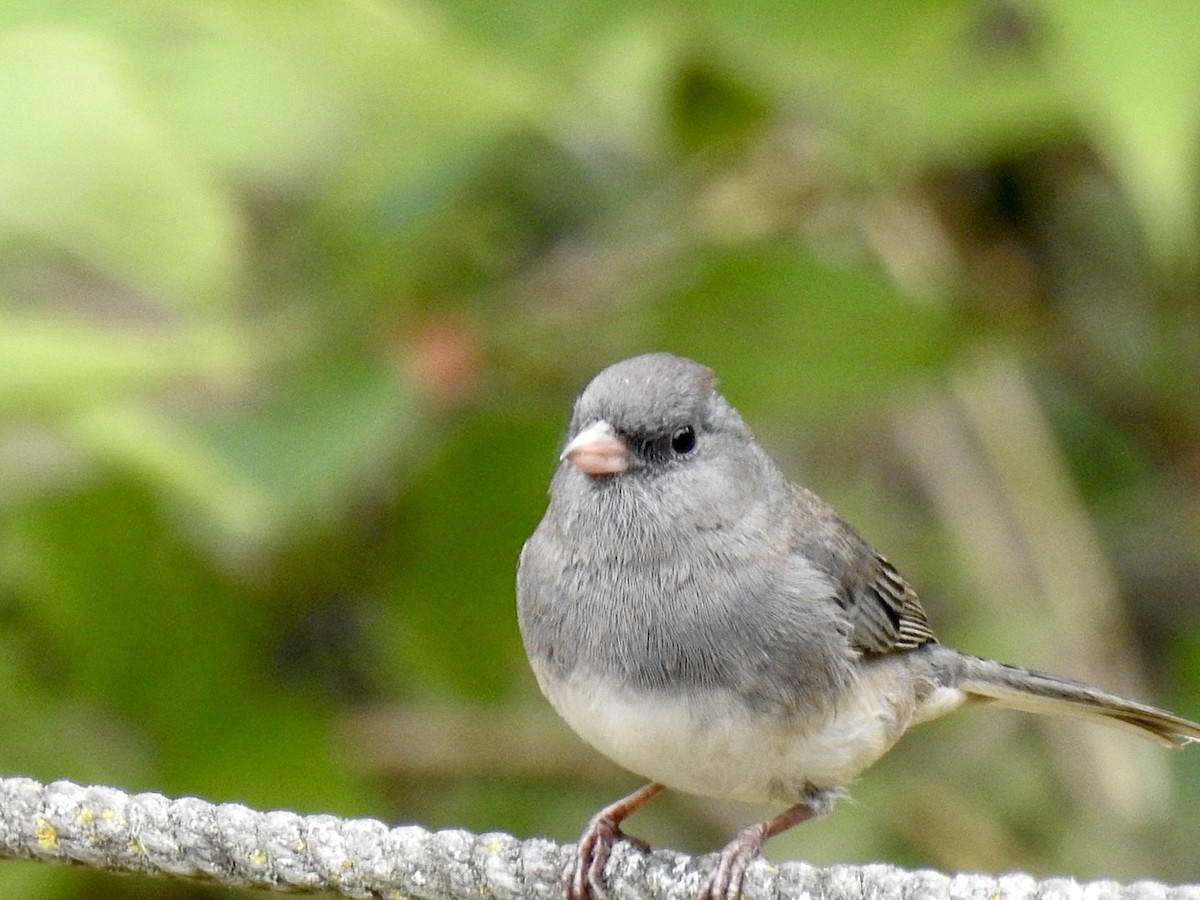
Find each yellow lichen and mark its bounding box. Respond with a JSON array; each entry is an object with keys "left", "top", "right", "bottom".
[
  {"left": 34, "top": 817, "right": 58, "bottom": 850},
  {"left": 100, "top": 808, "right": 126, "bottom": 826}
]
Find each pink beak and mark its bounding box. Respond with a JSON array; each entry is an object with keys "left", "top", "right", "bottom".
[{"left": 561, "top": 420, "right": 630, "bottom": 476}]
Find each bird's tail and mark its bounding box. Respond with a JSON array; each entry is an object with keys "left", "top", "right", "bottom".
[{"left": 952, "top": 653, "right": 1200, "bottom": 748}]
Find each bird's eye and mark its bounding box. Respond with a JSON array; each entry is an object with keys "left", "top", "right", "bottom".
[{"left": 670, "top": 425, "right": 697, "bottom": 455}]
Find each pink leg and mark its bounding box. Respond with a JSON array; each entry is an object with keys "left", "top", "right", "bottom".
[
  {"left": 566, "top": 782, "right": 666, "bottom": 900},
  {"left": 701, "top": 800, "right": 822, "bottom": 900}
]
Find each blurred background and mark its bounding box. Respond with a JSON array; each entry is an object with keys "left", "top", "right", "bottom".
[{"left": 1, "top": 0, "right": 1199, "bottom": 896}]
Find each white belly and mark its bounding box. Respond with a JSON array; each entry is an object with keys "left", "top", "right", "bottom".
[{"left": 542, "top": 666, "right": 966, "bottom": 804}]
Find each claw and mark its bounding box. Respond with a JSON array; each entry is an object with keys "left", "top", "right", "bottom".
[
  {"left": 567, "top": 786, "right": 829, "bottom": 900},
  {"left": 564, "top": 783, "right": 666, "bottom": 900},
  {"left": 700, "top": 823, "right": 765, "bottom": 900},
  {"left": 699, "top": 795, "right": 827, "bottom": 900},
  {"left": 566, "top": 815, "right": 618, "bottom": 900}
]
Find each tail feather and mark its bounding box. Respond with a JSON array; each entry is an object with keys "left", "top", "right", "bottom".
[{"left": 954, "top": 655, "right": 1200, "bottom": 749}]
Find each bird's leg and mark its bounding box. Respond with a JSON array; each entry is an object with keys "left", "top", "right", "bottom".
[
  {"left": 567, "top": 781, "right": 666, "bottom": 900},
  {"left": 702, "top": 791, "right": 832, "bottom": 900}
]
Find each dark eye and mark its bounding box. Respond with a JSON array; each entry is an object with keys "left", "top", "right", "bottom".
[{"left": 670, "top": 425, "right": 697, "bottom": 455}]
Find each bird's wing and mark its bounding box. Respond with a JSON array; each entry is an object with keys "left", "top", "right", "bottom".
[
  {"left": 841, "top": 554, "right": 937, "bottom": 654},
  {"left": 789, "top": 484, "right": 937, "bottom": 655}
]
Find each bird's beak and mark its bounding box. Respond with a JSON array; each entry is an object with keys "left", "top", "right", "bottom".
[{"left": 561, "top": 419, "right": 630, "bottom": 476}]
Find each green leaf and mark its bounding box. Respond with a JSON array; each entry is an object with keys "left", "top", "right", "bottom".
[
  {"left": 0, "top": 313, "right": 264, "bottom": 418},
  {"left": 0, "top": 479, "right": 370, "bottom": 814},
  {"left": 650, "top": 243, "right": 955, "bottom": 422},
  {"left": 224, "top": 0, "right": 546, "bottom": 203},
  {"left": 702, "top": 0, "right": 1068, "bottom": 163},
  {"left": 69, "top": 355, "right": 430, "bottom": 549},
  {"left": 0, "top": 27, "right": 242, "bottom": 310},
  {"left": 1038, "top": 0, "right": 1200, "bottom": 264},
  {"left": 379, "top": 410, "right": 560, "bottom": 699}
]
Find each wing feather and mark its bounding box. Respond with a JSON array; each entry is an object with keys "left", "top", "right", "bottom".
[{"left": 789, "top": 484, "right": 937, "bottom": 655}]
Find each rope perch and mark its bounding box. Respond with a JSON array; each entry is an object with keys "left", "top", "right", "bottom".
[{"left": 0, "top": 776, "right": 1195, "bottom": 899}]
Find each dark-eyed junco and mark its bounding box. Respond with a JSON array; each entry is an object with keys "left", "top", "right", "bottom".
[{"left": 516, "top": 353, "right": 1200, "bottom": 900}]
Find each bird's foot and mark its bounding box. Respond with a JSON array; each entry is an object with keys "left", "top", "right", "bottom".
[
  {"left": 566, "top": 816, "right": 631, "bottom": 900},
  {"left": 700, "top": 822, "right": 767, "bottom": 900},
  {"left": 565, "top": 783, "right": 665, "bottom": 900},
  {"left": 700, "top": 795, "right": 828, "bottom": 900}
]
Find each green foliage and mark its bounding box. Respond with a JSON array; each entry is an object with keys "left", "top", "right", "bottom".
[{"left": 1, "top": 1, "right": 1199, "bottom": 897}]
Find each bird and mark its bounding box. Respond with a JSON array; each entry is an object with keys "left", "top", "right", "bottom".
[{"left": 515, "top": 352, "right": 1200, "bottom": 900}]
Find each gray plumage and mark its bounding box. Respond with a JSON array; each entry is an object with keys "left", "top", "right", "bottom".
[{"left": 515, "top": 352, "right": 1200, "bottom": 900}]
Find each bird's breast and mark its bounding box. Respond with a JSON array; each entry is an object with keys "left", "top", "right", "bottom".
[{"left": 538, "top": 657, "right": 943, "bottom": 804}]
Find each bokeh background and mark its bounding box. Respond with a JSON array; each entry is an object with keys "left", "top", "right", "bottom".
[{"left": 1, "top": 1, "right": 1199, "bottom": 896}]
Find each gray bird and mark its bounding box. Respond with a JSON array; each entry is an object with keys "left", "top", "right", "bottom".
[{"left": 516, "top": 352, "right": 1200, "bottom": 900}]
